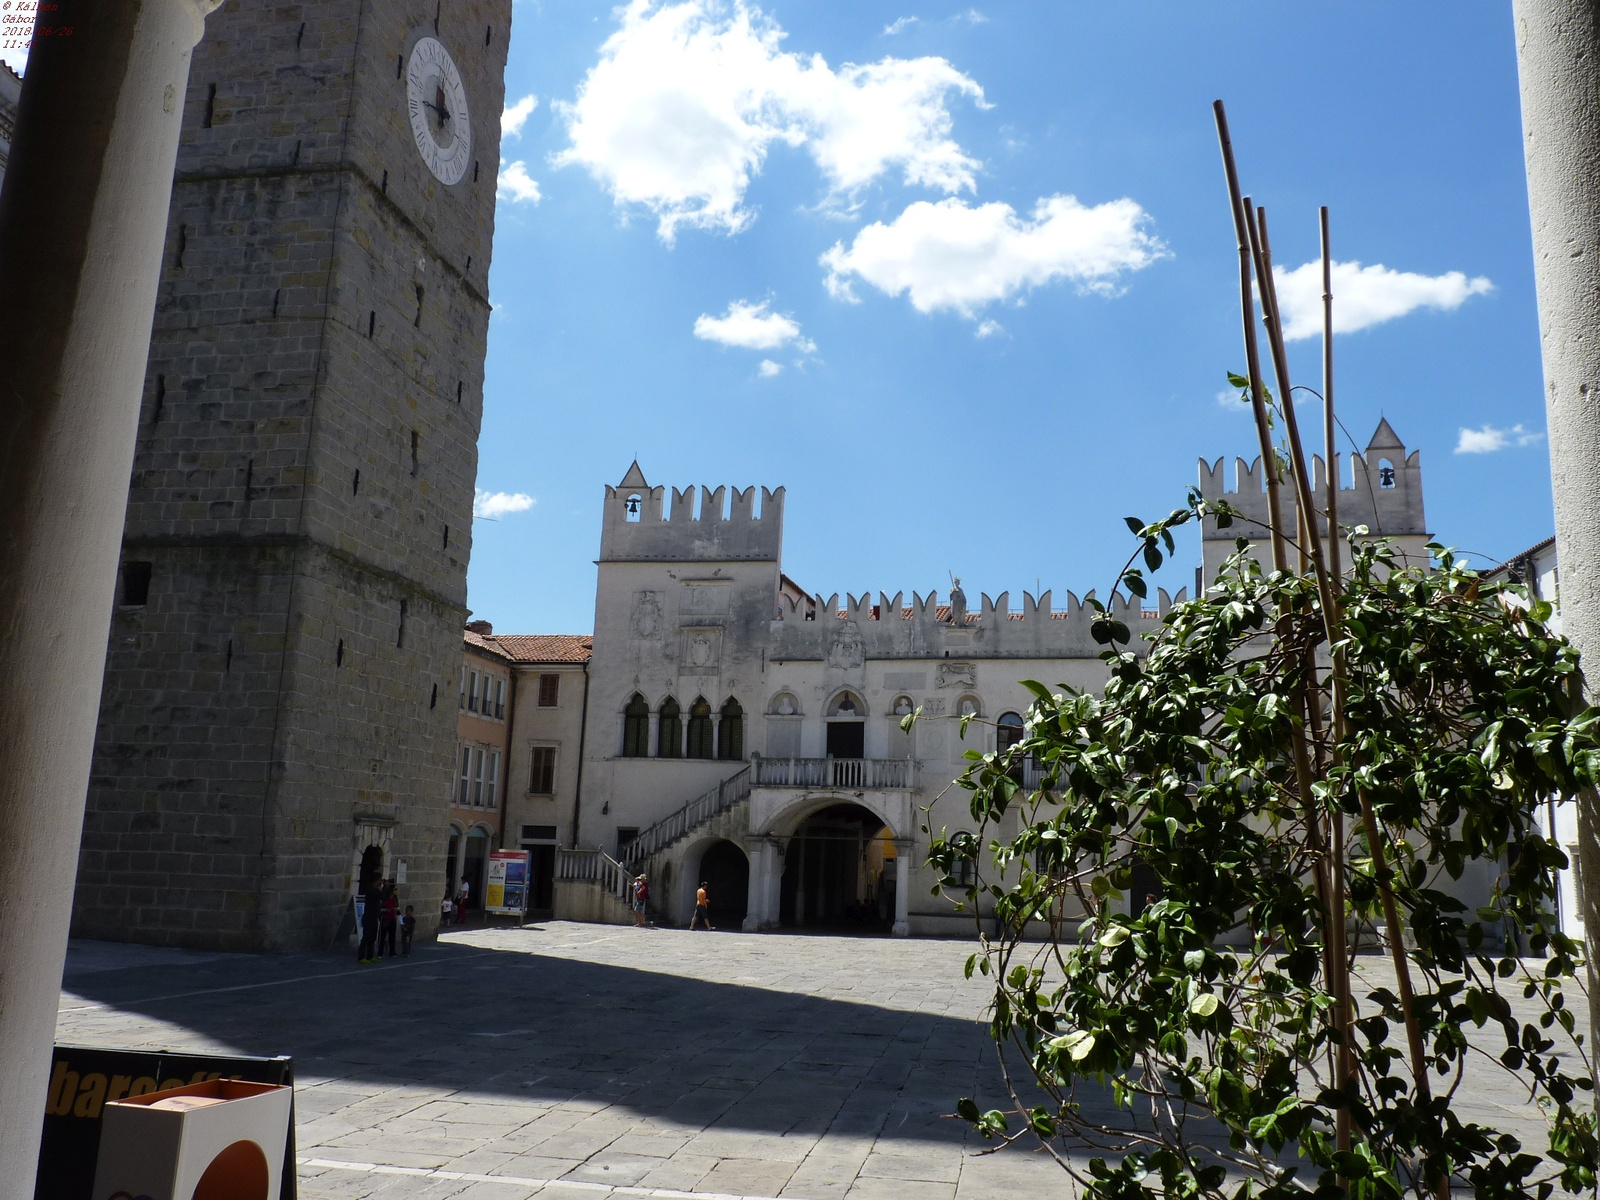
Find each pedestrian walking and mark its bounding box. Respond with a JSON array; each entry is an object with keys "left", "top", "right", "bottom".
[
  {"left": 690, "top": 881, "right": 714, "bottom": 930},
  {"left": 454, "top": 876, "right": 470, "bottom": 924},
  {"left": 441, "top": 892, "right": 453, "bottom": 925},
  {"left": 357, "top": 881, "right": 381, "bottom": 963},
  {"left": 400, "top": 905, "right": 416, "bottom": 956},
  {"left": 632, "top": 875, "right": 649, "bottom": 927},
  {"left": 378, "top": 881, "right": 399, "bottom": 957}
]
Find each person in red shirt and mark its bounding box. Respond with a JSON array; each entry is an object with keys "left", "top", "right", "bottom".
[{"left": 632, "top": 875, "right": 649, "bottom": 926}]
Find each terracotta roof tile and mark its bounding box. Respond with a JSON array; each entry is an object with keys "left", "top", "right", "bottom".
[
  {"left": 463, "top": 629, "right": 512, "bottom": 663},
  {"left": 482, "top": 633, "right": 594, "bottom": 663}
]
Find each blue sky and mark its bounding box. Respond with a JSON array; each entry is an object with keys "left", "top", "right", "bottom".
[
  {"left": 472, "top": 1, "right": 1551, "bottom": 635},
  {"left": 15, "top": 4, "right": 1544, "bottom": 637}
]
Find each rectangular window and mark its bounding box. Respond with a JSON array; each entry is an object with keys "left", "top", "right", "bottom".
[
  {"left": 121, "top": 561, "right": 153, "bottom": 607},
  {"left": 485, "top": 750, "right": 500, "bottom": 810},
  {"left": 459, "top": 665, "right": 466, "bottom": 709},
  {"left": 529, "top": 746, "right": 556, "bottom": 794},
  {"left": 472, "top": 746, "right": 485, "bottom": 806},
  {"left": 468, "top": 671, "right": 480, "bottom": 712},
  {"left": 457, "top": 745, "right": 471, "bottom": 806},
  {"left": 494, "top": 677, "right": 505, "bottom": 719},
  {"left": 521, "top": 824, "right": 557, "bottom": 841},
  {"left": 538, "top": 673, "right": 559, "bottom": 707}
]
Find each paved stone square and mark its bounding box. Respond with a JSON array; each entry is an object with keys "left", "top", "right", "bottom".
[
  {"left": 54, "top": 923, "right": 1586, "bottom": 1199},
  {"left": 56, "top": 923, "right": 1059, "bottom": 1199}
]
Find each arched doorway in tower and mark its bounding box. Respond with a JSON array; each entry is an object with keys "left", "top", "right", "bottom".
[
  {"left": 696, "top": 840, "right": 749, "bottom": 928},
  {"left": 780, "top": 803, "right": 893, "bottom": 932},
  {"left": 358, "top": 845, "right": 383, "bottom": 895}
]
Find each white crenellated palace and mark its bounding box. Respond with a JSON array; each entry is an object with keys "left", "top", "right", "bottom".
[{"left": 551, "top": 421, "right": 1439, "bottom": 935}]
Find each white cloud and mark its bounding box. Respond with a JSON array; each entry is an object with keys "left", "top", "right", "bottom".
[
  {"left": 1273, "top": 259, "right": 1493, "bottom": 342},
  {"left": 553, "top": 0, "right": 985, "bottom": 241},
  {"left": 1455, "top": 424, "right": 1544, "bottom": 454},
  {"left": 956, "top": 8, "right": 988, "bottom": 23},
  {"left": 694, "top": 299, "right": 816, "bottom": 351},
  {"left": 502, "top": 94, "right": 539, "bottom": 138},
  {"left": 884, "top": 15, "right": 919, "bottom": 34},
  {"left": 497, "top": 160, "right": 543, "bottom": 203},
  {"left": 474, "top": 490, "right": 537, "bottom": 518},
  {"left": 975, "top": 319, "right": 1003, "bottom": 338},
  {"left": 821, "top": 194, "right": 1164, "bottom": 316},
  {"left": 758, "top": 359, "right": 783, "bottom": 376}
]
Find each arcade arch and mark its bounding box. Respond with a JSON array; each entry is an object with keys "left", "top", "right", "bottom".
[{"left": 779, "top": 802, "right": 896, "bottom": 931}]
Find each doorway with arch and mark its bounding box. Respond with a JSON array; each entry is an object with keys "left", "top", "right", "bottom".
[
  {"left": 825, "top": 690, "right": 865, "bottom": 759},
  {"left": 779, "top": 802, "right": 894, "bottom": 931},
  {"left": 692, "top": 839, "right": 749, "bottom": 928}
]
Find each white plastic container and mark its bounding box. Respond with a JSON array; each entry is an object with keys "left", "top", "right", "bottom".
[{"left": 92, "top": 1078, "right": 293, "bottom": 1200}]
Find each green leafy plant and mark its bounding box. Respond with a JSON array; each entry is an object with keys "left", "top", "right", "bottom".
[
  {"left": 932, "top": 525, "right": 1596, "bottom": 1199},
  {"left": 925, "top": 102, "right": 1598, "bottom": 1200}
]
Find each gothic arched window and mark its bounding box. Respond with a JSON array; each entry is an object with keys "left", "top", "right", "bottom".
[
  {"left": 686, "top": 697, "right": 714, "bottom": 759},
  {"left": 997, "top": 711, "right": 1025, "bottom": 752},
  {"left": 997, "top": 711, "right": 1026, "bottom": 783},
  {"left": 622, "top": 694, "right": 649, "bottom": 757},
  {"left": 658, "top": 697, "right": 681, "bottom": 758},
  {"left": 718, "top": 698, "right": 744, "bottom": 760}
]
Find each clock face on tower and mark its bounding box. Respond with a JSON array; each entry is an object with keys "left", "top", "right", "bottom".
[{"left": 406, "top": 36, "right": 472, "bottom": 185}]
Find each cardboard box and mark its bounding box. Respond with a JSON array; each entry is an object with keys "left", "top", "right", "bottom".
[{"left": 92, "top": 1079, "right": 293, "bottom": 1200}]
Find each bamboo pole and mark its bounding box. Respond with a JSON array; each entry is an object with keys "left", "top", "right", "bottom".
[
  {"left": 1321, "top": 210, "right": 1341, "bottom": 584},
  {"left": 1254, "top": 217, "right": 1312, "bottom": 574},
  {"left": 1250, "top": 204, "right": 1437, "bottom": 1192},
  {"left": 1212, "top": 101, "right": 1288, "bottom": 574},
  {"left": 1320, "top": 207, "right": 1354, "bottom": 1157},
  {"left": 1214, "top": 104, "right": 1351, "bottom": 1158}
]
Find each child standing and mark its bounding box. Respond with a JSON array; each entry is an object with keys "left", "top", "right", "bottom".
[
  {"left": 400, "top": 905, "right": 416, "bottom": 956},
  {"left": 378, "top": 883, "right": 399, "bottom": 957}
]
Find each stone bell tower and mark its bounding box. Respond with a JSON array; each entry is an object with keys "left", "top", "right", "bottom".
[{"left": 72, "top": 0, "right": 511, "bottom": 950}]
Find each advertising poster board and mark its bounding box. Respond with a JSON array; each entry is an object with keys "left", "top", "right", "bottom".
[
  {"left": 34, "top": 1045, "right": 296, "bottom": 1200},
  {"left": 485, "top": 849, "right": 530, "bottom": 914}
]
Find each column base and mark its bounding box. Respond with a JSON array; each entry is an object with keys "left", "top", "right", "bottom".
[
  {"left": 892, "top": 920, "right": 910, "bottom": 937},
  {"left": 742, "top": 915, "right": 760, "bottom": 932}
]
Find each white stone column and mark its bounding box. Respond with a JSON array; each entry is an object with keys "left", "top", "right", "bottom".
[
  {"left": 892, "top": 839, "right": 912, "bottom": 937},
  {"left": 1513, "top": 0, "right": 1600, "bottom": 1052},
  {"left": 0, "top": 1, "right": 220, "bottom": 1191},
  {"left": 764, "top": 841, "right": 784, "bottom": 928},
  {"left": 743, "top": 842, "right": 766, "bottom": 931}
]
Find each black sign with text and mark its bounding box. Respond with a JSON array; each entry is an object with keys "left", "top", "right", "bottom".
[{"left": 33, "top": 1044, "right": 297, "bottom": 1200}]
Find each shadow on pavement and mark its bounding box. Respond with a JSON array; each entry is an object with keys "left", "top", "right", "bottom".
[{"left": 56, "top": 932, "right": 1050, "bottom": 1147}]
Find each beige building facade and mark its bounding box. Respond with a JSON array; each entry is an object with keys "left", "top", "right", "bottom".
[{"left": 448, "top": 627, "right": 512, "bottom": 916}]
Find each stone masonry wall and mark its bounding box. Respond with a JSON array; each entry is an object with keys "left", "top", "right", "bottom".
[{"left": 77, "top": 0, "right": 510, "bottom": 950}]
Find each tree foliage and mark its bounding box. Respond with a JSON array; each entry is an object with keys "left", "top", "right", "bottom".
[{"left": 929, "top": 510, "right": 1598, "bottom": 1200}]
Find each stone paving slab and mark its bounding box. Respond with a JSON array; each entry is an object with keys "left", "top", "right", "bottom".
[{"left": 53, "top": 922, "right": 1588, "bottom": 1199}]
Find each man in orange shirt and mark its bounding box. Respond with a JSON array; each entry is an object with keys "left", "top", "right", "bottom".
[{"left": 690, "top": 881, "right": 713, "bottom": 930}]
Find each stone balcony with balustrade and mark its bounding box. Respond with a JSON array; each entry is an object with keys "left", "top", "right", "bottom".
[{"left": 749, "top": 756, "right": 919, "bottom": 791}]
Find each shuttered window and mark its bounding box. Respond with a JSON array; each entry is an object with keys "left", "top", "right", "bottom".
[{"left": 530, "top": 746, "right": 556, "bottom": 794}]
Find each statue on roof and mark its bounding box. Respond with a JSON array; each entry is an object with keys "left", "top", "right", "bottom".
[{"left": 948, "top": 577, "right": 967, "bottom": 626}]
